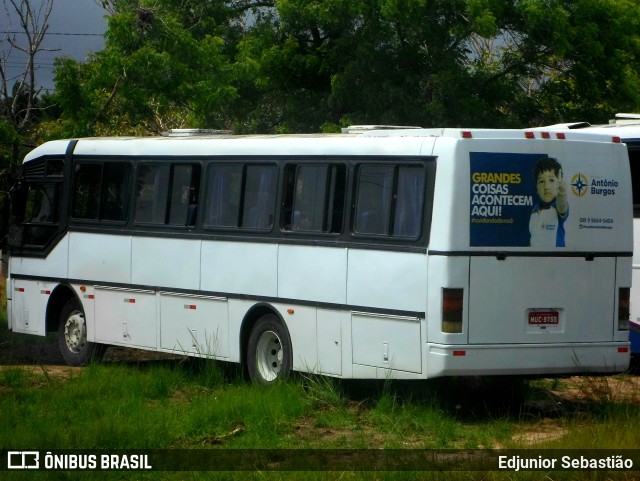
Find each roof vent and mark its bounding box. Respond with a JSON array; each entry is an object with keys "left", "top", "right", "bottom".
[
  {"left": 612, "top": 113, "right": 640, "bottom": 126},
  {"left": 341, "top": 125, "right": 422, "bottom": 134},
  {"left": 162, "top": 129, "right": 233, "bottom": 137},
  {"left": 566, "top": 122, "right": 591, "bottom": 129},
  {"left": 615, "top": 113, "right": 640, "bottom": 120}
]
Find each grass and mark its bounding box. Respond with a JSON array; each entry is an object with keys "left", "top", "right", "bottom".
[{"left": 1, "top": 311, "right": 640, "bottom": 480}]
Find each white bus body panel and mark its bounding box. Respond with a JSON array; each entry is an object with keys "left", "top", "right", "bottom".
[
  {"left": 316, "top": 309, "right": 343, "bottom": 376},
  {"left": 346, "top": 250, "right": 427, "bottom": 313},
  {"left": 468, "top": 256, "right": 615, "bottom": 344},
  {"left": 159, "top": 292, "right": 229, "bottom": 358},
  {"left": 94, "top": 287, "right": 157, "bottom": 348},
  {"left": 69, "top": 232, "right": 130, "bottom": 284},
  {"left": 9, "top": 279, "right": 49, "bottom": 335},
  {"left": 351, "top": 312, "right": 422, "bottom": 374},
  {"left": 132, "top": 237, "right": 201, "bottom": 291},
  {"left": 278, "top": 245, "right": 347, "bottom": 304},
  {"left": 201, "top": 241, "right": 278, "bottom": 297},
  {"left": 10, "top": 235, "right": 69, "bottom": 279}
]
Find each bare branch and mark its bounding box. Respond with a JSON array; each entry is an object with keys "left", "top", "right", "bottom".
[
  {"left": 94, "top": 0, "right": 116, "bottom": 16},
  {"left": 0, "top": 0, "right": 54, "bottom": 132}
]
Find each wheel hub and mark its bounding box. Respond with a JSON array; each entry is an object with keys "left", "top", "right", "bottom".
[
  {"left": 64, "top": 311, "right": 87, "bottom": 353},
  {"left": 256, "top": 330, "right": 282, "bottom": 382}
]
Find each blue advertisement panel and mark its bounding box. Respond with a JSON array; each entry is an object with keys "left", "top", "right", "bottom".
[
  {"left": 470, "top": 149, "right": 625, "bottom": 249},
  {"left": 470, "top": 152, "right": 563, "bottom": 247}
]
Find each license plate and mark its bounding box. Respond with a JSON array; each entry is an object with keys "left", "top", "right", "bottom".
[{"left": 529, "top": 311, "right": 559, "bottom": 325}]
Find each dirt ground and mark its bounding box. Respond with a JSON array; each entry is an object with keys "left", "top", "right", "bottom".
[{"left": 0, "top": 329, "right": 184, "bottom": 368}]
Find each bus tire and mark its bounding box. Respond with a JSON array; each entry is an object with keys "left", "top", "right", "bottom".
[
  {"left": 247, "top": 314, "right": 292, "bottom": 384},
  {"left": 57, "top": 298, "right": 103, "bottom": 366}
]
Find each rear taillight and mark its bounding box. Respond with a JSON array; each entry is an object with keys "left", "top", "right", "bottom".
[
  {"left": 618, "top": 287, "right": 630, "bottom": 331},
  {"left": 442, "top": 288, "right": 464, "bottom": 333}
]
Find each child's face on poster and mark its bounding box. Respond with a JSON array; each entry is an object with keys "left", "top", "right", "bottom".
[{"left": 536, "top": 169, "right": 560, "bottom": 203}]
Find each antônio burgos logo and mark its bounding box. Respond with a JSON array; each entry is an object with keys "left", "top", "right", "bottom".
[{"left": 570, "top": 172, "right": 588, "bottom": 197}]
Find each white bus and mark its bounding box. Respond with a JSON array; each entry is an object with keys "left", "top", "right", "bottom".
[
  {"left": 534, "top": 114, "right": 640, "bottom": 354},
  {"left": 4, "top": 128, "right": 632, "bottom": 383}
]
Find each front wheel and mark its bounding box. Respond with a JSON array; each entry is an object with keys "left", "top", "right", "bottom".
[
  {"left": 57, "top": 298, "right": 104, "bottom": 366},
  {"left": 247, "top": 314, "right": 293, "bottom": 384}
]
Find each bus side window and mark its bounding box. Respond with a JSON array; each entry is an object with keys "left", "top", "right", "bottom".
[
  {"left": 134, "top": 163, "right": 200, "bottom": 227},
  {"left": 354, "top": 165, "right": 394, "bottom": 235},
  {"left": 242, "top": 165, "right": 277, "bottom": 230},
  {"left": 72, "top": 162, "right": 130, "bottom": 222},
  {"left": 25, "top": 183, "right": 58, "bottom": 223},
  {"left": 101, "top": 163, "right": 130, "bottom": 222},
  {"left": 204, "top": 164, "right": 242, "bottom": 228},
  {"left": 281, "top": 163, "right": 346, "bottom": 233},
  {"left": 393, "top": 166, "right": 426, "bottom": 238},
  {"left": 353, "top": 163, "right": 425, "bottom": 239},
  {"left": 135, "top": 164, "right": 170, "bottom": 224},
  {"left": 21, "top": 182, "right": 61, "bottom": 247},
  {"left": 168, "top": 164, "right": 200, "bottom": 227},
  {"left": 72, "top": 164, "right": 102, "bottom": 220}
]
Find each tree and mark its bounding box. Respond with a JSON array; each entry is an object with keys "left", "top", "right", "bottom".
[
  {"left": 235, "top": 0, "right": 526, "bottom": 130},
  {"left": 0, "top": 0, "right": 56, "bottom": 234},
  {"left": 48, "top": 0, "right": 266, "bottom": 137},
  {"left": 0, "top": 0, "right": 55, "bottom": 134},
  {"left": 235, "top": 0, "right": 640, "bottom": 130},
  {"left": 522, "top": 0, "right": 640, "bottom": 124},
  {"left": 48, "top": 0, "right": 640, "bottom": 137}
]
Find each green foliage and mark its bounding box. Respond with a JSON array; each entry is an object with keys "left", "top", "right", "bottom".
[
  {"left": 45, "top": 0, "right": 241, "bottom": 137},
  {"left": 24, "top": 0, "right": 640, "bottom": 139},
  {"left": 0, "top": 120, "right": 21, "bottom": 170}
]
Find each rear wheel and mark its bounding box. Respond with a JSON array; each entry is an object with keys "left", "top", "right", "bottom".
[
  {"left": 57, "top": 298, "right": 103, "bottom": 366},
  {"left": 247, "top": 314, "right": 292, "bottom": 384}
]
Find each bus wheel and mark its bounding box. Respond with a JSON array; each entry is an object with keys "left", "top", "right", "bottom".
[
  {"left": 247, "top": 314, "right": 292, "bottom": 384},
  {"left": 58, "top": 298, "right": 102, "bottom": 366}
]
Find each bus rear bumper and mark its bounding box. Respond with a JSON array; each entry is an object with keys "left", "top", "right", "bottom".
[{"left": 427, "top": 342, "right": 631, "bottom": 378}]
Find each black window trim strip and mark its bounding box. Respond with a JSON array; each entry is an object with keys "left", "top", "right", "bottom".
[{"left": 428, "top": 250, "right": 632, "bottom": 258}]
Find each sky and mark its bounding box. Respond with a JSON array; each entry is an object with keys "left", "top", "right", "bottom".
[{"left": 2, "top": 0, "right": 107, "bottom": 92}]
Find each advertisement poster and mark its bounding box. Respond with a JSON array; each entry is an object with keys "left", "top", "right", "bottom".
[{"left": 469, "top": 151, "right": 620, "bottom": 248}]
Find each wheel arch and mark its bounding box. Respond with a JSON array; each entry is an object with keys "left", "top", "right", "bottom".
[
  {"left": 46, "top": 283, "right": 80, "bottom": 334},
  {"left": 239, "top": 302, "right": 288, "bottom": 370}
]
